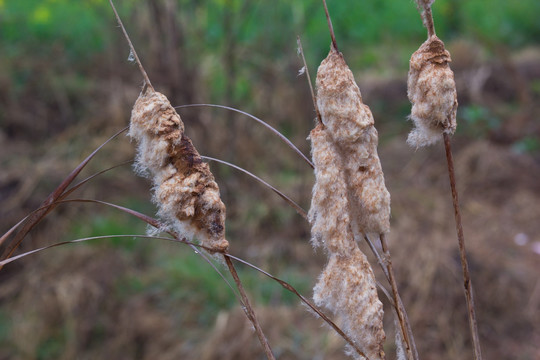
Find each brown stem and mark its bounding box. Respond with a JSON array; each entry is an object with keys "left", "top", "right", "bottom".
[
  {"left": 201, "top": 156, "right": 308, "bottom": 220},
  {"left": 108, "top": 0, "right": 154, "bottom": 91},
  {"left": 224, "top": 255, "right": 276, "bottom": 360},
  {"left": 322, "top": 0, "right": 339, "bottom": 52},
  {"left": 296, "top": 36, "right": 322, "bottom": 126},
  {"left": 443, "top": 133, "right": 483, "bottom": 360},
  {"left": 422, "top": 5, "right": 436, "bottom": 38},
  {"left": 226, "top": 253, "right": 368, "bottom": 359},
  {"left": 363, "top": 235, "right": 419, "bottom": 360},
  {"left": 379, "top": 234, "right": 415, "bottom": 360},
  {"left": 176, "top": 104, "right": 314, "bottom": 169}
]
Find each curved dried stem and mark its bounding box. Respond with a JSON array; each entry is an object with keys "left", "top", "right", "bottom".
[
  {"left": 63, "top": 160, "right": 133, "bottom": 198},
  {"left": 443, "top": 133, "right": 483, "bottom": 360},
  {"left": 224, "top": 256, "right": 276, "bottom": 360},
  {"left": 175, "top": 104, "right": 313, "bottom": 168},
  {"left": 202, "top": 156, "right": 307, "bottom": 220},
  {"left": 226, "top": 253, "right": 368, "bottom": 359},
  {"left": 55, "top": 199, "right": 275, "bottom": 358},
  {"left": 296, "top": 36, "right": 322, "bottom": 126},
  {"left": 0, "top": 231, "right": 241, "bottom": 304},
  {"left": 0, "top": 127, "right": 128, "bottom": 267},
  {"left": 108, "top": 0, "right": 154, "bottom": 91}
]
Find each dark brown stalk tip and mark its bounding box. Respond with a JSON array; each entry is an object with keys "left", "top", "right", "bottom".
[
  {"left": 108, "top": 0, "right": 154, "bottom": 91},
  {"left": 322, "top": 0, "right": 339, "bottom": 52}
]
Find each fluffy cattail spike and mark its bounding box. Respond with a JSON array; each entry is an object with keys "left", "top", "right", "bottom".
[
  {"left": 314, "top": 248, "right": 385, "bottom": 360},
  {"left": 129, "top": 89, "right": 229, "bottom": 253},
  {"left": 315, "top": 47, "right": 391, "bottom": 235},
  {"left": 309, "top": 45, "right": 389, "bottom": 360},
  {"left": 407, "top": 35, "right": 457, "bottom": 147}
]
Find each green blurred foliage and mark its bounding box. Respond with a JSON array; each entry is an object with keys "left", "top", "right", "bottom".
[
  {"left": 2, "top": 0, "right": 539, "bottom": 95},
  {"left": 459, "top": 104, "right": 501, "bottom": 137},
  {"left": 0, "top": 0, "right": 109, "bottom": 59},
  {"left": 66, "top": 208, "right": 311, "bottom": 327},
  {"left": 115, "top": 244, "right": 312, "bottom": 326}
]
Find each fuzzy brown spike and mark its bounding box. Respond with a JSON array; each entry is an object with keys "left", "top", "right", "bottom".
[
  {"left": 309, "top": 46, "right": 389, "bottom": 360},
  {"left": 315, "top": 48, "right": 390, "bottom": 234},
  {"left": 129, "top": 90, "right": 228, "bottom": 252},
  {"left": 407, "top": 35, "right": 457, "bottom": 148}
]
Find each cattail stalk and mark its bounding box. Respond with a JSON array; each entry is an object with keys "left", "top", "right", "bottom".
[
  {"left": 410, "top": 1, "right": 483, "bottom": 359},
  {"left": 380, "top": 234, "right": 414, "bottom": 360},
  {"left": 443, "top": 133, "right": 482, "bottom": 360},
  {"left": 128, "top": 88, "right": 275, "bottom": 359}
]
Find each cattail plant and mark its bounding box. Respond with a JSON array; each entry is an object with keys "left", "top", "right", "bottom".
[
  {"left": 409, "top": 1, "right": 483, "bottom": 359},
  {"left": 106, "top": 1, "right": 276, "bottom": 358},
  {"left": 306, "top": 3, "right": 396, "bottom": 358},
  {"left": 0, "top": 1, "right": 500, "bottom": 359},
  {"left": 309, "top": 43, "right": 387, "bottom": 360},
  {"left": 305, "top": 3, "right": 420, "bottom": 359}
]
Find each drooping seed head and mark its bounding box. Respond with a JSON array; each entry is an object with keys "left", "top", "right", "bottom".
[{"left": 129, "top": 89, "right": 228, "bottom": 252}]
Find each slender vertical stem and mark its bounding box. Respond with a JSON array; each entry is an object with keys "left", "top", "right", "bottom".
[
  {"left": 108, "top": 0, "right": 154, "bottom": 91},
  {"left": 297, "top": 36, "right": 322, "bottom": 126},
  {"left": 380, "top": 234, "right": 416, "bottom": 360},
  {"left": 224, "top": 255, "right": 276, "bottom": 360},
  {"left": 322, "top": 0, "right": 339, "bottom": 52},
  {"left": 364, "top": 235, "right": 419, "bottom": 360},
  {"left": 443, "top": 133, "right": 483, "bottom": 360},
  {"left": 422, "top": 5, "right": 436, "bottom": 38}
]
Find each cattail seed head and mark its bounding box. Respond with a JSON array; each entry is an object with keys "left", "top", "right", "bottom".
[
  {"left": 309, "top": 46, "right": 389, "bottom": 360},
  {"left": 129, "top": 89, "right": 229, "bottom": 252},
  {"left": 314, "top": 48, "right": 390, "bottom": 235},
  {"left": 407, "top": 35, "right": 457, "bottom": 147},
  {"left": 309, "top": 124, "right": 356, "bottom": 256},
  {"left": 313, "top": 248, "right": 385, "bottom": 360}
]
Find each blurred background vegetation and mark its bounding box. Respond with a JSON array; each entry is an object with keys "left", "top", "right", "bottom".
[{"left": 1, "top": 0, "right": 539, "bottom": 359}]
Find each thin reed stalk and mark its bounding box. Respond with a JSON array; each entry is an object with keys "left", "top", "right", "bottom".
[
  {"left": 201, "top": 156, "right": 308, "bottom": 220},
  {"left": 176, "top": 104, "right": 313, "bottom": 168},
  {"left": 224, "top": 256, "right": 276, "bottom": 360},
  {"left": 322, "top": 0, "right": 338, "bottom": 52},
  {"left": 363, "top": 235, "right": 419, "bottom": 360},
  {"left": 379, "top": 234, "right": 415, "bottom": 360},
  {"left": 443, "top": 133, "right": 482, "bottom": 360},
  {"left": 0, "top": 127, "right": 127, "bottom": 268},
  {"left": 108, "top": 0, "right": 153, "bottom": 91},
  {"left": 296, "top": 36, "right": 322, "bottom": 125},
  {"left": 226, "top": 253, "right": 368, "bottom": 359}
]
